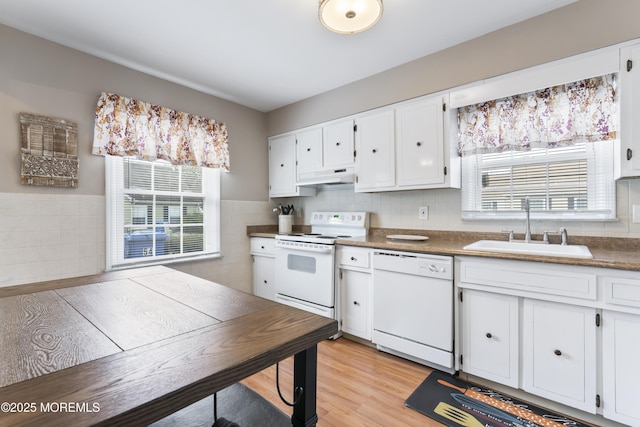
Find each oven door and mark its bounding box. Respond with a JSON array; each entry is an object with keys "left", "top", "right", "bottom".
[{"left": 274, "top": 244, "right": 335, "bottom": 308}]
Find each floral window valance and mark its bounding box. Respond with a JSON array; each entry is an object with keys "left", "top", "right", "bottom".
[
  {"left": 457, "top": 74, "right": 617, "bottom": 156},
  {"left": 92, "top": 92, "right": 230, "bottom": 171}
]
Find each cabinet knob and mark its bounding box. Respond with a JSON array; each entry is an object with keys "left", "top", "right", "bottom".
[
  {"left": 307, "top": 148, "right": 311, "bottom": 152},
  {"left": 263, "top": 280, "right": 267, "bottom": 284},
  {"left": 372, "top": 149, "right": 377, "bottom": 153},
  {"left": 280, "top": 163, "right": 284, "bottom": 167},
  {"left": 336, "top": 142, "right": 341, "bottom": 146},
  {"left": 350, "top": 256, "right": 357, "bottom": 261},
  {"left": 417, "top": 141, "right": 422, "bottom": 147},
  {"left": 554, "top": 349, "right": 562, "bottom": 356},
  {"left": 261, "top": 245, "right": 265, "bottom": 249},
  {"left": 485, "top": 332, "right": 492, "bottom": 339},
  {"left": 353, "top": 301, "right": 360, "bottom": 306}
]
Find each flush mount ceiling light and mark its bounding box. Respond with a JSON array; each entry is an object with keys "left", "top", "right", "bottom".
[{"left": 319, "top": 0, "right": 383, "bottom": 34}]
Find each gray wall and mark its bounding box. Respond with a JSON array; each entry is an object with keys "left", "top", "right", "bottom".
[
  {"left": 0, "top": 24, "right": 268, "bottom": 202},
  {"left": 266, "top": 0, "right": 640, "bottom": 135}
]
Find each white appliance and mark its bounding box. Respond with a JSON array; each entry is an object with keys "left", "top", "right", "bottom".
[
  {"left": 274, "top": 212, "right": 369, "bottom": 322},
  {"left": 372, "top": 250, "right": 455, "bottom": 373}
]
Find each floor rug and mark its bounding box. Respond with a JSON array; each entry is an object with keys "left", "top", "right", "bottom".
[
  {"left": 151, "top": 382, "right": 291, "bottom": 427},
  {"left": 406, "top": 370, "right": 592, "bottom": 427}
]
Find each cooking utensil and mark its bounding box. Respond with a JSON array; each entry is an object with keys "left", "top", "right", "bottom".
[
  {"left": 438, "top": 379, "right": 566, "bottom": 427},
  {"left": 434, "top": 401, "right": 484, "bottom": 427}
]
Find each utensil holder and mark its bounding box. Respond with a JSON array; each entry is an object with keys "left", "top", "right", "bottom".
[{"left": 278, "top": 215, "right": 293, "bottom": 234}]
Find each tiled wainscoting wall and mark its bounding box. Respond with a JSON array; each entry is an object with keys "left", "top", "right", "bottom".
[
  {"left": 0, "top": 193, "right": 105, "bottom": 287},
  {"left": 0, "top": 193, "right": 274, "bottom": 291}
]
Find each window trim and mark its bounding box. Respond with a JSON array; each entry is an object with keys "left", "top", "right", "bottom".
[
  {"left": 105, "top": 156, "right": 221, "bottom": 271},
  {"left": 461, "top": 142, "right": 617, "bottom": 221}
]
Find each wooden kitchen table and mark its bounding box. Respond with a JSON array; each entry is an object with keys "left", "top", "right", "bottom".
[{"left": 0, "top": 266, "right": 337, "bottom": 426}]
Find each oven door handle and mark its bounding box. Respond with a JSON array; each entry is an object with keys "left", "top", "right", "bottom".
[{"left": 275, "top": 241, "right": 335, "bottom": 254}]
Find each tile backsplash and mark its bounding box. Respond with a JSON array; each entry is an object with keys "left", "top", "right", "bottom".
[{"left": 276, "top": 178, "right": 640, "bottom": 239}]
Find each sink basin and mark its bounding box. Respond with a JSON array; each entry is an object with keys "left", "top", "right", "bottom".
[{"left": 463, "top": 240, "right": 593, "bottom": 259}]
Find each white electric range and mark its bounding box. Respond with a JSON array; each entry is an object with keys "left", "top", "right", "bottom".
[{"left": 274, "top": 212, "right": 369, "bottom": 320}]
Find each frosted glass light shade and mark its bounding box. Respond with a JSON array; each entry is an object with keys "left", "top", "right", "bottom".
[{"left": 319, "top": 0, "right": 383, "bottom": 34}]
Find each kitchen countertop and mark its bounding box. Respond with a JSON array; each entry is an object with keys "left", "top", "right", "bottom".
[{"left": 247, "top": 225, "right": 640, "bottom": 272}]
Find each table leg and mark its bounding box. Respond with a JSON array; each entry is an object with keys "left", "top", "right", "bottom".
[{"left": 291, "top": 344, "right": 318, "bottom": 427}]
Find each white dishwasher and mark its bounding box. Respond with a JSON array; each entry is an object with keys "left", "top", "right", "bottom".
[{"left": 372, "top": 250, "right": 454, "bottom": 373}]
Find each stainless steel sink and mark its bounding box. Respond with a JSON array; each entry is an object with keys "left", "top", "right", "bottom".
[{"left": 463, "top": 240, "right": 593, "bottom": 259}]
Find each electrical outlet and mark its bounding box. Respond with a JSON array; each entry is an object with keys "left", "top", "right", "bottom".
[{"left": 419, "top": 206, "right": 428, "bottom": 220}]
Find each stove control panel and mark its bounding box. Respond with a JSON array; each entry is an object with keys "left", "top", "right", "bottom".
[{"left": 311, "top": 211, "right": 368, "bottom": 227}]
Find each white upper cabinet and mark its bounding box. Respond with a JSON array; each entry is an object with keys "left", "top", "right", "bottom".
[
  {"left": 295, "top": 118, "right": 355, "bottom": 184},
  {"left": 323, "top": 119, "right": 354, "bottom": 169},
  {"left": 268, "top": 134, "right": 315, "bottom": 198},
  {"left": 296, "top": 127, "right": 323, "bottom": 176},
  {"left": 354, "top": 109, "right": 396, "bottom": 191},
  {"left": 354, "top": 94, "right": 460, "bottom": 192},
  {"left": 619, "top": 43, "right": 640, "bottom": 178},
  {"left": 396, "top": 96, "right": 447, "bottom": 188}
]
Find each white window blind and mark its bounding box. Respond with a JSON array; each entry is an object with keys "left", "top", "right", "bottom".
[
  {"left": 105, "top": 156, "right": 220, "bottom": 270},
  {"left": 462, "top": 141, "right": 616, "bottom": 220}
]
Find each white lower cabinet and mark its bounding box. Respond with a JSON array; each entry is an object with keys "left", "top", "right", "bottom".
[
  {"left": 461, "top": 289, "right": 519, "bottom": 388},
  {"left": 457, "top": 256, "right": 640, "bottom": 425},
  {"left": 250, "top": 238, "right": 275, "bottom": 301},
  {"left": 522, "top": 299, "right": 596, "bottom": 413},
  {"left": 340, "top": 270, "right": 371, "bottom": 339},
  {"left": 602, "top": 310, "right": 640, "bottom": 425},
  {"left": 252, "top": 255, "right": 275, "bottom": 301},
  {"left": 337, "top": 246, "right": 372, "bottom": 340}
]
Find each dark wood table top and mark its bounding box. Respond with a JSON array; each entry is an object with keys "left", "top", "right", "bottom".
[{"left": 0, "top": 266, "right": 338, "bottom": 426}]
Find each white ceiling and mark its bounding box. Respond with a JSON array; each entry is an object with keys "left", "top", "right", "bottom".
[{"left": 0, "top": 0, "right": 576, "bottom": 112}]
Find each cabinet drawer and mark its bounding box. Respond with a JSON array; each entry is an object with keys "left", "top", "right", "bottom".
[
  {"left": 459, "top": 259, "right": 596, "bottom": 300},
  {"left": 250, "top": 238, "right": 275, "bottom": 256},
  {"left": 604, "top": 277, "right": 640, "bottom": 308},
  {"left": 337, "top": 247, "right": 371, "bottom": 269}
]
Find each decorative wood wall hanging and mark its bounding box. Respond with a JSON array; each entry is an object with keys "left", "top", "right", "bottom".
[{"left": 20, "top": 112, "right": 78, "bottom": 188}]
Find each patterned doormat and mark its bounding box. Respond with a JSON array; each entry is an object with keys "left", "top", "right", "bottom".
[{"left": 406, "top": 371, "right": 592, "bottom": 427}]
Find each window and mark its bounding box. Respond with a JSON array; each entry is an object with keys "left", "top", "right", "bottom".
[
  {"left": 459, "top": 73, "right": 617, "bottom": 221},
  {"left": 462, "top": 141, "right": 616, "bottom": 220},
  {"left": 105, "top": 156, "right": 220, "bottom": 270}
]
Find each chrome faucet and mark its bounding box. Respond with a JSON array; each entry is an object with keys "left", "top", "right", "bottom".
[{"left": 523, "top": 196, "right": 532, "bottom": 243}]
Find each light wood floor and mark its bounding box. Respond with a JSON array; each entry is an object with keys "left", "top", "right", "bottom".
[{"left": 242, "top": 337, "right": 444, "bottom": 426}]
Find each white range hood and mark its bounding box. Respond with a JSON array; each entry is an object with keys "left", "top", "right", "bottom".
[{"left": 296, "top": 167, "right": 355, "bottom": 186}]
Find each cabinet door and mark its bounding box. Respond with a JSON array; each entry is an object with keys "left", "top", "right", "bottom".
[
  {"left": 354, "top": 110, "right": 395, "bottom": 191},
  {"left": 296, "top": 127, "right": 323, "bottom": 175},
  {"left": 340, "top": 269, "right": 372, "bottom": 340},
  {"left": 619, "top": 44, "right": 640, "bottom": 178},
  {"left": 602, "top": 310, "right": 640, "bottom": 425},
  {"left": 269, "top": 134, "right": 315, "bottom": 197},
  {"left": 396, "top": 97, "right": 445, "bottom": 187},
  {"left": 461, "top": 289, "right": 519, "bottom": 388},
  {"left": 323, "top": 119, "right": 354, "bottom": 169},
  {"left": 522, "top": 299, "right": 596, "bottom": 413},
  {"left": 269, "top": 134, "right": 297, "bottom": 197},
  {"left": 252, "top": 255, "right": 275, "bottom": 301}
]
